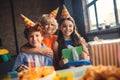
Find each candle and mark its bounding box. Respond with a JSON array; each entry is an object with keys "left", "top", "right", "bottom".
[{"left": 35, "top": 55, "right": 40, "bottom": 73}]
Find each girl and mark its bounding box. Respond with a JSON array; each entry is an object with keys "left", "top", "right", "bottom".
[
  {"left": 53, "top": 17, "right": 90, "bottom": 69},
  {"left": 39, "top": 14, "right": 58, "bottom": 49}
]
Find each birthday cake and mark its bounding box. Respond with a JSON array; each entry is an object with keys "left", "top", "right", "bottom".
[{"left": 18, "top": 66, "right": 56, "bottom": 80}]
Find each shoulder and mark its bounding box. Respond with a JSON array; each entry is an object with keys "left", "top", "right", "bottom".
[
  {"left": 53, "top": 41, "right": 58, "bottom": 50},
  {"left": 19, "top": 52, "right": 28, "bottom": 56},
  {"left": 16, "top": 52, "right": 29, "bottom": 59},
  {"left": 53, "top": 41, "right": 58, "bottom": 46},
  {"left": 20, "top": 43, "right": 31, "bottom": 51}
]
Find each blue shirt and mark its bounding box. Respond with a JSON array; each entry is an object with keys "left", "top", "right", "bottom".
[
  {"left": 65, "top": 40, "right": 72, "bottom": 45},
  {"left": 12, "top": 45, "right": 53, "bottom": 71}
]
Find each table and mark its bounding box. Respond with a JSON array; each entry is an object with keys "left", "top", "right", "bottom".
[
  {"left": 0, "top": 65, "right": 90, "bottom": 80},
  {"left": 56, "top": 65, "right": 89, "bottom": 80}
]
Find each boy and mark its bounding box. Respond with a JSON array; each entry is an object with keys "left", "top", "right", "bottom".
[{"left": 13, "top": 22, "right": 53, "bottom": 72}]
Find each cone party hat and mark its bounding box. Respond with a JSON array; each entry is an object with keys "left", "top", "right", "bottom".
[
  {"left": 61, "top": 5, "right": 71, "bottom": 19},
  {"left": 48, "top": 7, "right": 59, "bottom": 18},
  {"left": 21, "top": 14, "right": 35, "bottom": 28}
]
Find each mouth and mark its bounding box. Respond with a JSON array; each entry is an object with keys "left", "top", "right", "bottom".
[{"left": 65, "top": 31, "right": 71, "bottom": 34}]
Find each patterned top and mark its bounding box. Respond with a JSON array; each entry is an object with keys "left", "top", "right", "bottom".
[{"left": 12, "top": 44, "right": 53, "bottom": 71}]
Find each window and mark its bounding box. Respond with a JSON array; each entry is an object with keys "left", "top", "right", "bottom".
[
  {"left": 87, "top": 0, "right": 93, "bottom": 3},
  {"left": 86, "top": 0, "right": 120, "bottom": 31},
  {"left": 116, "top": 0, "right": 120, "bottom": 23},
  {"left": 88, "top": 5, "right": 97, "bottom": 30}
]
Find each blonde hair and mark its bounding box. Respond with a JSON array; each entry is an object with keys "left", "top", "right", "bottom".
[{"left": 39, "top": 14, "right": 58, "bottom": 34}]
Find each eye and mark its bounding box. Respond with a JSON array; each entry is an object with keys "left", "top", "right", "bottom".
[
  {"left": 51, "top": 23, "right": 55, "bottom": 26},
  {"left": 36, "top": 34, "right": 39, "bottom": 37},
  {"left": 69, "top": 25, "right": 73, "bottom": 28}
]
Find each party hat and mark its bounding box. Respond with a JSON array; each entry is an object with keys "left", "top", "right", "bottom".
[
  {"left": 20, "top": 14, "right": 35, "bottom": 28},
  {"left": 61, "top": 5, "right": 71, "bottom": 19},
  {"left": 48, "top": 7, "right": 59, "bottom": 18}
]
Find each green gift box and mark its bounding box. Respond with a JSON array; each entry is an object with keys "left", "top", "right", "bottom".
[{"left": 62, "top": 46, "right": 82, "bottom": 61}]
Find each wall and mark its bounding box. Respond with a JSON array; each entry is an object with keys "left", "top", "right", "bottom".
[{"left": 0, "top": 0, "right": 58, "bottom": 55}]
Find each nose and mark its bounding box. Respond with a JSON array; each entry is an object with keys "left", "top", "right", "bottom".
[
  {"left": 66, "top": 26, "right": 69, "bottom": 30},
  {"left": 33, "top": 36, "right": 37, "bottom": 41},
  {"left": 48, "top": 24, "right": 52, "bottom": 28}
]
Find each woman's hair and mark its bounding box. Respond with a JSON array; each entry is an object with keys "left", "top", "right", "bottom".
[
  {"left": 57, "top": 17, "right": 82, "bottom": 60},
  {"left": 39, "top": 14, "right": 58, "bottom": 33},
  {"left": 24, "top": 22, "right": 44, "bottom": 39}
]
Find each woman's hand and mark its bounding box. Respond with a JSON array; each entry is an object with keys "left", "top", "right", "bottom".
[{"left": 16, "top": 64, "right": 28, "bottom": 72}]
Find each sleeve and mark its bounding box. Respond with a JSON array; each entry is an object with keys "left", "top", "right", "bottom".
[
  {"left": 12, "top": 52, "right": 25, "bottom": 71},
  {"left": 53, "top": 35, "right": 57, "bottom": 41}
]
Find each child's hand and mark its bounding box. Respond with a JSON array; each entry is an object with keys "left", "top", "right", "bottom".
[
  {"left": 63, "top": 58, "right": 68, "bottom": 64},
  {"left": 80, "top": 37, "right": 86, "bottom": 45},
  {"left": 59, "top": 57, "right": 68, "bottom": 67},
  {"left": 41, "top": 48, "right": 53, "bottom": 56},
  {"left": 16, "top": 64, "right": 28, "bottom": 72},
  {"left": 80, "top": 52, "right": 90, "bottom": 60}
]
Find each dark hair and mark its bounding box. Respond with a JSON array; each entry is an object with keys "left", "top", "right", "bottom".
[
  {"left": 57, "top": 17, "right": 82, "bottom": 60},
  {"left": 24, "top": 22, "right": 44, "bottom": 39}
]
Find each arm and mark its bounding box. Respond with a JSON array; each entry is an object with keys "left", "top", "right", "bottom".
[
  {"left": 20, "top": 43, "right": 53, "bottom": 56},
  {"left": 80, "top": 37, "right": 90, "bottom": 60},
  {"left": 12, "top": 53, "right": 28, "bottom": 72},
  {"left": 53, "top": 41, "right": 68, "bottom": 69},
  {"left": 80, "top": 37, "right": 89, "bottom": 55},
  {"left": 53, "top": 41, "right": 61, "bottom": 70}
]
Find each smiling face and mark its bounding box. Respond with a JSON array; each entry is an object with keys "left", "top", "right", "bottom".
[
  {"left": 28, "top": 31, "right": 43, "bottom": 48},
  {"left": 24, "top": 23, "right": 44, "bottom": 48},
  {"left": 44, "top": 18, "right": 56, "bottom": 35},
  {"left": 40, "top": 14, "right": 58, "bottom": 36},
  {"left": 60, "top": 19, "right": 74, "bottom": 39}
]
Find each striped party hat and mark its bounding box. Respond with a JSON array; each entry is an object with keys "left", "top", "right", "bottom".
[
  {"left": 61, "top": 5, "right": 71, "bottom": 19},
  {"left": 48, "top": 7, "right": 59, "bottom": 18},
  {"left": 21, "top": 14, "right": 35, "bottom": 28}
]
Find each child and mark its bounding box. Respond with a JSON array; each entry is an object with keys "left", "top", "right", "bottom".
[
  {"left": 53, "top": 5, "right": 90, "bottom": 69},
  {"left": 13, "top": 20, "right": 53, "bottom": 72},
  {"left": 39, "top": 13, "right": 58, "bottom": 49}
]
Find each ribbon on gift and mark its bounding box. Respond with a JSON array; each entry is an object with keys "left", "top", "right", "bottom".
[{"left": 67, "top": 45, "right": 79, "bottom": 61}]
